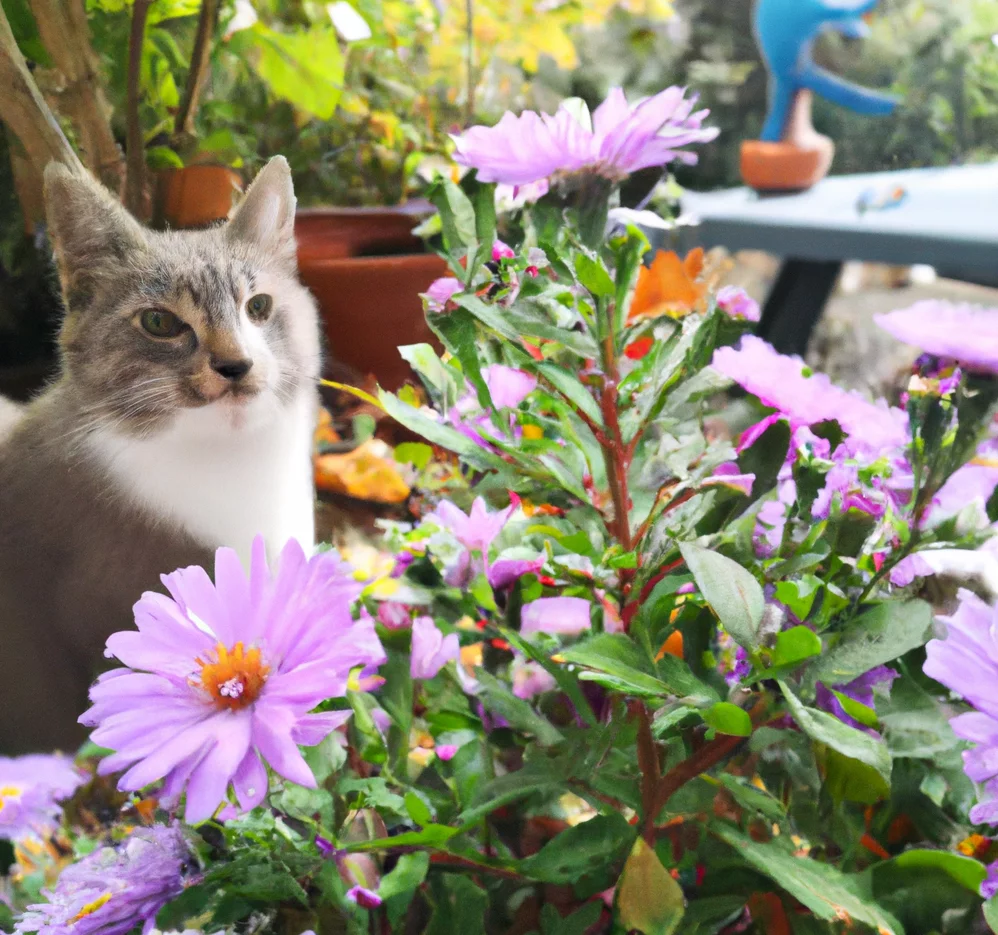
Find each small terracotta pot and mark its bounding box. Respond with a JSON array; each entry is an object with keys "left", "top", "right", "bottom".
[
  {"left": 158, "top": 165, "right": 243, "bottom": 229},
  {"left": 741, "top": 89, "right": 835, "bottom": 192},
  {"left": 740, "top": 139, "right": 834, "bottom": 192},
  {"left": 298, "top": 253, "right": 448, "bottom": 390},
  {"left": 294, "top": 203, "right": 434, "bottom": 264}
]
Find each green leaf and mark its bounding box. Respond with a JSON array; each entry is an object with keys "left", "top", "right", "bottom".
[
  {"left": 574, "top": 253, "right": 616, "bottom": 297},
  {"left": 404, "top": 790, "right": 432, "bottom": 826},
  {"left": 703, "top": 702, "right": 752, "bottom": 737},
  {"left": 805, "top": 600, "right": 932, "bottom": 690},
  {"left": 473, "top": 181, "right": 497, "bottom": 252},
  {"left": 541, "top": 902, "right": 604, "bottom": 935},
  {"left": 426, "top": 875, "right": 488, "bottom": 935},
  {"left": 714, "top": 826, "right": 902, "bottom": 934},
  {"left": 146, "top": 145, "right": 184, "bottom": 170},
  {"left": 985, "top": 895, "right": 998, "bottom": 933},
  {"left": 454, "top": 293, "right": 524, "bottom": 343},
  {"left": 674, "top": 896, "right": 745, "bottom": 935},
  {"left": 716, "top": 774, "right": 786, "bottom": 821},
  {"left": 473, "top": 670, "right": 564, "bottom": 745},
  {"left": 561, "top": 634, "right": 717, "bottom": 704},
  {"left": 378, "top": 851, "right": 429, "bottom": 927},
  {"left": 431, "top": 179, "right": 477, "bottom": 252},
  {"left": 768, "top": 626, "right": 822, "bottom": 671},
  {"left": 200, "top": 852, "right": 309, "bottom": 906},
  {"left": 890, "top": 849, "right": 986, "bottom": 891},
  {"left": 774, "top": 576, "right": 822, "bottom": 621},
  {"left": 427, "top": 308, "right": 490, "bottom": 408},
  {"left": 830, "top": 690, "right": 878, "bottom": 729},
  {"left": 616, "top": 838, "right": 685, "bottom": 935},
  {"left": 233, "top": 24, "right": 344, "bottom": 120},
  {"left": 470, "top": 573, "right": 497, "bottom": 612},
  {"left": 779, "top": 681, "right": 892, "bottom": 784},
  {"left": 379, "top": 390, "right": 504, "bottom": 471},
  {"left": 533, "top": 361, "right": 603, "bottom": 426},
  {"left": 499, "top": 627, "right": 597, "bottom": 726},
  {"left": 679, "top": 543, "right": 764, "bottom": 651},
  {"left": 397, "top": 343, "right": 459, "bottom": 404},
  {"left": 520, "top": 813, "right": 636, "bottom": 884},
  {"left": 394, "top": 442, "right": 433, "bottom": 471}
]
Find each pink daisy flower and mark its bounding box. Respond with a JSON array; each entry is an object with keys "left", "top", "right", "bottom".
[
  {"left": 452, "top": 86, "right": 717, "bottom": 187},
  {"left": 80, "top": 537, "right": 385, "bottom": 824}
]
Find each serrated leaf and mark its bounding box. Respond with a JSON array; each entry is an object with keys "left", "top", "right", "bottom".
[
  {"left": 561, "top": 634, "right": 717, "bottom": 704},
  {"left": 616, "top": 838, "right": 685, "bottom": 935},
  {"left": 805, "top": 600, "right": 932, "bottom": 690},
  {"left": 779, "top": 681, "right": 892, "bottom": 784},
  {"left": 520, "top": 813, "right": 636, "bottom": 884},
  {"left": 679, "top": 543, "right": 763, "bottom": 650},
  {"left": 433, "top": 179, "right": 477, "bottom": 251},
  {"left": 714, "top": 826, "right": 902, "bottom": 933}
]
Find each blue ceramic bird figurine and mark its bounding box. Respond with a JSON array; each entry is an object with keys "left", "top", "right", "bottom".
[{"left": 755, "top": 0, "right": 898, "bottom": 142}]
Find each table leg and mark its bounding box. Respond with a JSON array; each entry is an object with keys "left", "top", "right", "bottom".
[{"left": 757, "top": 259, "right": 842, "bottom": 357}]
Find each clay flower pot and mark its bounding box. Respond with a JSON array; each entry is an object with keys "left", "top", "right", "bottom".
[
  {"left": 297, "top": 253, "right": 448, "bottom": 391},
  {"left": 295, "top": 204, "right": 432, "bottom": 264},
  {"left": 740, "top": 90, "right": 834, "bottom": 192},
  {"left": 158, "top": 165, "right": 243, "bottom": 228},
  {"left": 294, "top": 203, "right": 444, "bottom": 390}
]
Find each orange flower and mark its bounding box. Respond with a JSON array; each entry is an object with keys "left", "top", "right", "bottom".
[
  {"left": 628, "top": 248, "right": 707, "bottom": 321},
  {"left": 655, "top": 630, "right": 684, "bottom": 660}
]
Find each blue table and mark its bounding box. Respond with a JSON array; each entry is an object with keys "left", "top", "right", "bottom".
[{"left": 681, "top": 163, "right": 998, "bottom": 355}]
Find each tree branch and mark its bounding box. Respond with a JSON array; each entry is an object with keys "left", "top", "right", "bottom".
[
  {"left": 124, "top": 0, "right": 152, "bottom": 217},
  {"left": 174, "top": 0, "right": 219, "bottom": 140},
  {"left": 28, "top": 0, "right": 122, "bottom": 191},
  {"left": 0, "top": 2, "right": 85, "bottom": 178}
]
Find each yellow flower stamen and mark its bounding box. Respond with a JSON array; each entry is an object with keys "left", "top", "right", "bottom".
[
  {"left": 71, "top": 892, "right": 112, "bottom": 923},
  {"left": 194, "top": 642, "right": 269, "bottom": 710}
]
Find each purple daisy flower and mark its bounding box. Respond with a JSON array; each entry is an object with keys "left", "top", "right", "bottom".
[
  {"left": 422, "top": 277, "right": 463, "bottom": 314},
  {"left": 521, "top": 597, "right": 592, "bottom": 637},
  {"left": 410, "top": 617, "right": 460, "bottom": 680},
  {"left": 715, "top": 286, "right": 760, "bottom": 323},
  {"left": 924, "top": 589, "right": 998, "bottom": 824},
  {"left": 452, "top": 86, "right": 718, "bottom": 187},
  {"left": 982, "top": 860, "right": 998, "bottom": 899},
  {"left": 448, "top": 364, "right": 538, "bottom": 450},
  {"left": 80, "top": 537, "right": 385, "bottom": 824},
  {"left": 702, "top": 462, "right": 756, "bottom": 496},
  {"left": 15, "top": 824, "right": 194, "bottom": 935},
  {"left": 875, "top": 301, "right": 998, "bottom": 375},
  {"left": 0, "top": 756, "right": 86, "bottom": 842},
  {"left": 712, "top": 336, "right": 906, "bottom": 458}
]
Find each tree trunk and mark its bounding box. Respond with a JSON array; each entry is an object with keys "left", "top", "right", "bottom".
[
  {"left": 124, "top": 0, "right": 153, "bottom": 218},
  {"left": 27, "top": 0, "right": 123, "bottom": 192},
  {"left": 174, "top": 0, "right": 219, "bottom": 140},
  {"left": 0, "top": 2, "right": 86, "bottom": 181}
]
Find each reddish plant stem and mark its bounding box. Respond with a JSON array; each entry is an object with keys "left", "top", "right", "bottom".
[
  {"left": 633, "top": 701, "right": 660, "bottom": 845},
  {"left": 599, "top": 334, "right": 632, "bottom": 553},
  {"left": 651, "top": 698, "right": 768, "bottom": 825}
]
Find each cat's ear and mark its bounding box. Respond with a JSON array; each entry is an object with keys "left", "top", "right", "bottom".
[
  {"left": 226, "top": 156, "right": 297, "bottom": 267},
  {"left": 43, "top": 164, "right": 147, "bottom": 294}
]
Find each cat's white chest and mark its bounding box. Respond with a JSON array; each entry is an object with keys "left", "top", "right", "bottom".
[{"left": 89, "top": 392, "right": 316, "bottom": 565}]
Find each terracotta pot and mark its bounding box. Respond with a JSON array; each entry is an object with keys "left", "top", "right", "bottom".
[
  {"left": 158, "top": 165, "right": 243, "bottom": 229},
  {"left": 740, "top": 90, "right": 834, "bottom": 192},
  {"left": 740, "top": 139, "right": 833, "bottom": 192},
  {"left": 294, "top": 203, "right": 434, "bottom": 264},
  {"left": 298, "top": 253, "right": 448, "bottom": 390}
]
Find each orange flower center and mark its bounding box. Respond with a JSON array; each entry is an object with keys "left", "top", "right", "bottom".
[{"left": 194, "top": 642, "right": 269, "bottom": 710}]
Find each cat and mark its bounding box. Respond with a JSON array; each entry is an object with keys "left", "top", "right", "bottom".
[{"left": 0, "top": 156, "right": 321, "bottom": 754}]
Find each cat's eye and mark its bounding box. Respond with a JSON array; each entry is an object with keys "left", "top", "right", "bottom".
[
  {"left": 246, "top": 293, "right": 273, "bottom": 321},
  {"left": 138, "top": 308, "right": 186, "bottom": 339}
]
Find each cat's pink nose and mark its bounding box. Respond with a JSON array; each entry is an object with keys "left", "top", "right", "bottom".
[{"left": 211, "top": 357, "right": 253, "bottom": 381}]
